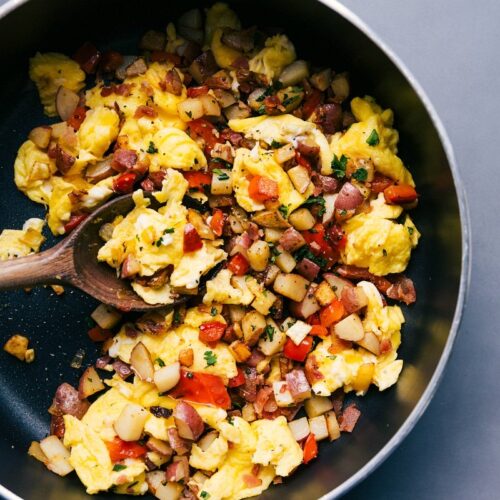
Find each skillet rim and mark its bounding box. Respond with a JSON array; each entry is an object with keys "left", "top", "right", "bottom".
[{"left": 0, "top": 0, "right": 471, "bottom": 498}]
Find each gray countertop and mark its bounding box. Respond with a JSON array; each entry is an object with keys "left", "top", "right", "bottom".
[{"left": 342, "top": 0, "right": 500, "bottom": 498}]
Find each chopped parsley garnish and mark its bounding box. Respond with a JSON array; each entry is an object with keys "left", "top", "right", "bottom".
[
  {"left": 270, "top": 140, "right": 283, "bottom": 149},
  {"left": 263, "top": 324, "right": 275, "bottom": 342},
  {"left": 331, "top": 154, "right": 348, "bottom": 179},
  {"left": 200, "top": 491, "right": 210, "bottom": 499},
  {"left": 146, "top": 141, "right": 158, "bottom": 154},
  {"left": 408, "top": 226, "right": 414, "bottom": 235},
  {"left": 294, "top": 246, "right": 328, "bottom": 268},
  {"left": 155, "top": 357, "right": 165, "bottom": 367},
  {"left": 211, "top": 157, "right": 232, "bottom": 168},
  {"left": 113, "top": 464, "right": 127, "bottom": 472},
  {"left": 173, "top": 309, "right": 182, "bottom": 325},
  {"left": 282, "top": 94, "right": 301, "bottom": 107},
  {"left": 302, "top": 196, "right": 326, "bottom": 216},
  {"left": 186, "top": 110, "right": 193, "bottom": 119},
  {"left": 278, "top": 204, "right": 289, "bottom": 219},
  {"left": 227, "top": 416, "right": 234, "bottom": 425},
  {"left": 204, "top": 351, "right": 217, "bottom": 367},
  {"left": 269, "top": 243, "right": 281, "bottom": 263},
  {"left": 256, "top": 81, "right": 283, "bottom": 102},
  {"left": 327, "top": 355, "right": 337, "bottom": 360},
  {"left": 210, "top": 306, "right": 218, "bottom": 317},
  {"left": 352, "top": 167, "right": 368, "bottom": 182},
  {"left": 163, "top": 228, "right": 175, "bottom": 234},
  {"left": 213, "top": 168, "right": 229, "bottom": 181},
  {"left": 366, "top": 129, "right": 380, "bottom": 146},
  {"left": 186, "top": 371, "right": 194, "bottom": 379},
  {"left": 382, "top": 248, "right": 388, "bottom": 257}
]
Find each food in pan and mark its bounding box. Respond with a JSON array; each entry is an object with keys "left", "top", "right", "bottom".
[{"left": 1, "top": 2, "right": 420, "bottom": 498}]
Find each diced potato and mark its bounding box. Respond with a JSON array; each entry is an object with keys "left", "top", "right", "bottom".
[
  {"left": 280, "top": 317, "right": 297, "bottom": 332},
  {"left": 352, "top": 363, "right": 375, "bottom": 394},
  {"left": 279, "top": 60, "right": 309, "bottom": 86},
  {"left": 146, "top": 450, "right": 169, "bottom": 468},
  {"left": 28, "top": 441, "right": 47, "bottom": 463},
  {"left": 288, "top": 417, "right": 310, "bottom": 442},
  {"left": 242, "top": 403, "right": 257, "bottom": 422},
  {"left": 91, "top": 304, "right": 122, "bottom": 329},
  {"left": 39, "top": 436, "right": 73, "bottom": 476},
  {"left": 146, "top": 470, "right": 165, "bottom": 494},
  {"left": 114, "top": 403, "right": 149, "bottom": 442},
  {"left": 228, "top": 305, "right": 247, "bottom": 323},
  {"left": 147, "top": 437, "right": 173, "bottom": 457},
  {"left": 3, "top": 334, "right": 29, "bottom": 361},
  {"left": 262, "top": 264, "right": 280, "bottom": 287},
  {"left": 130, "top": 342, "right": 154, "bottom": 382},
  {"left": 78, "top": 366, "right": 105, "bottom": 398},
  {"left": 274, "top": 143, "right": 295, "bottom": 164},
  {"left": 241, "top": 310, "right": 267, "bottom": 346},
  {"left": 229, "top": 340, "right": 252, "bottom": 362},
  {"left": 334, "top": 313, "right": 364, "bottom": 341},
  {"left": 154, "top": 481, "right": 184, "bottom": 500},
  {"left": 290, "top": 284, "right": 321, "bottom": 319},
  {"left": 252, "top": 210, "right": 290, "bottom": 229},
  {"left": 322, "top": 194, "right": 337, "bottom": 224},
  {"left": 308, "top": 415, "right": 329, "bottom": 441},
  {"left": 323, "top": 274, "right": 352, "bottom": 298},
  {"left": 310, "top": 68, "right": 332, "bottom": 91},
  {"left": 199, "top": 93, "right": 221, "bottom": 117},
  {"left": 178, "top": 98, "right": 205, "bottom": 121},
  {"left": 187, "top": 209, "right": 215, "bottom": 240},
  {"left": 285, "top": 320, "right": 312, "bottom": 345},
  {"left": 288, "top": 208, "right": 316, "bottom": 231},
  {"left": 274, "top": 248, "right": 296, "bottom": 273},
  {"left": 272, "top": 381, "right": 294, "bottom": 407},
  {"left": 211, "top": 169, "right": 233, "bottom": 195},
  {"left": 287, "top": 165, "right": 311, "bottom": 194},
  {"left": 154, "top": 362, "right": 181, "bottom": 393},
  {"left": 304, "top": 395, "right": 334, "bottom": 418},
  {"left": 247, "top": 240, "right": 270, "bottom": 272},
  {"left": 258, "top": 319, "right": 286, "bottom": 356},
  {"left": 252, "top": 288, "right": 277, "bottom": 316},
  {"left": 273, "top": 273, "right": 310, "bottom": 302},
  {"left": 314, "top": 281, "right": 336, "bottom": 307},
  {"left": 190, "top": 471, "right": 209, "bottom": 487},
  {"left": 29, "top": 126, "right": 52, "bottom": 149},
  {"left": 264, "top": 228, "right": 284, "bottom": 243},
  {"left": 197, "top": 431, "right": 218, "bottom": 452},
  {"left": 325, "top": 411, "right": 341, "bottom": 441},
  {"left": 357, "top": 332, "right": 380, "bottom": 355},
  {"left": 331, "top": 72, "right": 350, "bottom": 103}
]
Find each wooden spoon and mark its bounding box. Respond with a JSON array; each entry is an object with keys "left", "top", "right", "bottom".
[{"left": 0, "top": 194, "right": 182, "bottom": 311}]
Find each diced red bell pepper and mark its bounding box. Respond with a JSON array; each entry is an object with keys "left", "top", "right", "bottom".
[
  {"left": 63, "top": 214, "right": 88, "bottom": 233},
  {"left": 199, "top": 321, "right": 226, "bottom": 345},
  {"left": 113, "top": 172, "right": 137, "bottom": 194},
  {"left": 73, "top": 42, "right": 101, "bottom": 74},
  {"left": 302, "top": 88, "right": 323, "bottom": 119},
  {"left": 87, "top": 326, "right": 113, "bottom": 342},
  {"left": 228, "top": 367, "right": 246, "bottom": 388},
  {"left": 309, "top": 325, "right": 328, "bottom": 338},
  {"left": 302, "top": 433, "right": 318, "bottom": 464},
  {"left": 283, "top": 336, "right": 313, "bottom": 362},
  {"left": 209, "top": 209, "right": 226, "bottom": 237},
  {"left": 248, "top": 175, "right": 279, "bottom": 202},
  {"left": 187, "top": 86, "right": 209, "bottom": 98},
  {"left": 183, "top": 171, "right": 212, "bottom": 191},
  {"left": 301, "top": 223, "right": 339, "bottom": 265},
  {"left": 383, "top": 184, "right": 418, "bottom": 204},
  {"left": 319, "top": 299, "right": 345, "bottom": 327},
  {"left": 227, "top": 253, "right": 250, "bottom": 276},
  {"left": 307, "top": 313, "right": 321, "bottom": 326},
  {"left": 295, "top": 151, "right": 312, "bottom": 173},
  {"left": 170, "top": 369, "right": 231, "bottom": 409},
  {"left": 187, "top": 118, "right": 220, "bottom": 153},
  {"left": 105, "top": 437, "right": 147, "bottom": 462},
  {"left": 183, "top": 223, "right": 203, "bottom": 252},
  {"left": 66, "top": 106, "right": 87, "bottom": 131}
]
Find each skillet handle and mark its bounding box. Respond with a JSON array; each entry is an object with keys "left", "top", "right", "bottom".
[{"left": 0, "top": 243, "right": 73, "bottom": 290}]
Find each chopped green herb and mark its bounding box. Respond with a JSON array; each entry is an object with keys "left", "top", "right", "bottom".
[
  {"left": 327, "top": 355, "right": 337, "bottom": 360},
  {"left": 340, "top": 209, "right": 347, "bottom": 216},
  {"left": 331, "top": 154, "right": 348, "bottom": 179},
  {"left": 263, "top": 324, "right": 275, "bottom": 342},
  {"left": 294, "top": 246, "right": 328, "bottom": 268},
  {"left": 213, "top": 168, "right": 230, "bottom": 181},
  {"left": 186, "top": 371, "right": 194, "bottom": 379},
  {"left": 302, "top": 196, "right": 326, "bottom": 216},
  {"left": 113, "top": 464, "right": 127, "bottom": 472},
  {"left": 278, "top": 204, "right": 289, "bottom": 219},
  {"left": 211, "top": 157, "right": 232, "bottom": 168},
  {"left": 408, "top": 226, "right": 414, "bottom": 235},
  {"left": 366, "top": 129, "right": 380, "bottom": 146},
  {"left": 227, "top": 416, "right": 234, "bottom": 425},
  {"left": 163, "top": 228, "right": 175, "bottom": 234},
  {"left": 186, "top": 110, "right": 193, "bottom": 119},
  {"left": 352, "top": 167, "right": 368, "bottom": 182},
  {"left": 282, "top": 94, "right": 301, "bottom": 107},
  {"left": 210, "top": 306, "right": 218, "bottom": 317},
  {"left": 256, "top": 81, "right": 284, "bottom": 102},
  {"left": 204, "top": 351, "right": 217, "bottom": 367},
  {"left": 173, "top": 309, "right": 182, "bottom": 325},
  {"left": 155, "top": 357, "right": 165, "bottom": 367},
  {"left": 146, "top": 141, "right": 158, "bottom": 154},
  {"left": 270, "top": 140, "right": 282, "bottom": 149},
  {"left": 200, "top": 491, "right": 210, "bottom": 499},
  {"left": 382, "top": 248, "right": 388, "bottom": 257}
]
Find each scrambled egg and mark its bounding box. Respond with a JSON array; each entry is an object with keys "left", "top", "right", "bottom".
[
  {"left": 229, "top": 114, "right": 333, "bottom": 173},
  {"left": 0, "top": 218, "right": 45, "bottom": 260},
  {"left": 78, "top": 106, "right": 120, "bottom": 160},
  {"left": 311, "top": 281, "right": 405, "bottom": 396},
  {"left": 14, "top": 140, "right": 56, "bottom": 204},
  {"left": 330, "top": 97, "right": 414, "bottom": 185},
  {"left": 109, "top": 307, "right": 237, "bottom": 382},
  {"left": 211, "top": 28, "right": 244, "bottom": 69},
  {"left": 190, "top": 435, "right": 229, "bottom": 471},
  {"left": 341, "top": 194, "right": 419, "bottom": 275},
  {"left": 200, "top": 416, "right": 302, "bottom": 500},
  {"left": 232, "top": 146, "right": 312, "bottom": 213},
  {"left": 249, "top": 35, "right": 296, "bottom": 81},
  {"left": 29, "top": 52, "right": 85, "bottom": 116}
]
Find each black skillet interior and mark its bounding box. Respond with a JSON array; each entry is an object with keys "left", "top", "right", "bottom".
[{"left": 0, "top": 0, "right": 463, "bottom": 498}]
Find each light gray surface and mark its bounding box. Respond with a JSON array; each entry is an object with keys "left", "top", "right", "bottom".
[{"left": 342, "top": 0, "right": 500, "bottom": 499}]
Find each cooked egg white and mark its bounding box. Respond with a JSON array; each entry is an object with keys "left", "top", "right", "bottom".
[
  {"left": 330, "top": 96, "right": 414, "bottom": 185},
  {"left": 0, "top": 218, "right": 45, "bottom": 260},
  {"left": 29, "top": 52, "right": 85, "bottom": 116}
]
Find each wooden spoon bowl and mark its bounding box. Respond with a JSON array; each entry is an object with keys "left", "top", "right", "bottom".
[{"left": 0, "top": 194, "right": 181, "bottom": 311}]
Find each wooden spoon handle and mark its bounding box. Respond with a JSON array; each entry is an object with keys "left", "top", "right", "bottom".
[{"left": 0, "top": 244, "right": 73, "bottom": 290}]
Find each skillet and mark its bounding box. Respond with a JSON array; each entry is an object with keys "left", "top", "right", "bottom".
[{"left": 0, "top": 0, "right": 469, "bottom": 498}]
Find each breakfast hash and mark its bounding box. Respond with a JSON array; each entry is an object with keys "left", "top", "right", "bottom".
[{"left": 0, "top": 2, "right": 421, "bottom": 499}]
